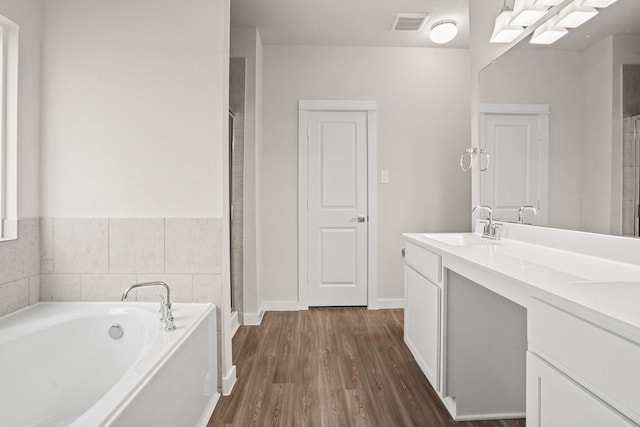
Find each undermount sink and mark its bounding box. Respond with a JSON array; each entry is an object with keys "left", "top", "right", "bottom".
[
  {"left": 570, "top": 281, "right": 640, "bottom": 301},
  {"left": 421, "top": 233, "right": 500, "bottom": 246}
]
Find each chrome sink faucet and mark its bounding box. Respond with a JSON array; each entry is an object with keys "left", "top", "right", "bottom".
[
  {"left": 518, "top": 206, "right": 538, "bottom": 224},
  {"left": 121, "top": 281, "right": 176, "bottom": 331},
  {"left": 472, "top": 205, "right": 501, "bottom": 240}
]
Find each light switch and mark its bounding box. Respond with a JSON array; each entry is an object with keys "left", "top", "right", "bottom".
[{"left": 381, "top": 170, "right": 390, "bottom": 184}]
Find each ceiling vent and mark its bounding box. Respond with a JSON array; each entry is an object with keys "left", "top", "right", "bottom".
[{"left": 391, "top": 13, "right": 430, "bottom": 32}]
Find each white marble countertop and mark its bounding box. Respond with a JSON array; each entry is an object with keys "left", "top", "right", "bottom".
[{"left": 403, "top": 230, "right": 640, "bottom": 342}]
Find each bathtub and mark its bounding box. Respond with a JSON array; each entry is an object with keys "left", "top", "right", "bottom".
[{"left": 0, "top": 302, "right": 219, "bottom": 427}]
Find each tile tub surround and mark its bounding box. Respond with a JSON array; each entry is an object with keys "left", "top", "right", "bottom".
[
  {"left": 39, "top": 218, "right": 224, "bottom": 314},
  {"left": 0, "top": 218, "right": 40, "bottom": 316}
]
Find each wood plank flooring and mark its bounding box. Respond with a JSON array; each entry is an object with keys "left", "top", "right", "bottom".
[{"left": 208, "top": 308, "right": 526, "bottom": 427}]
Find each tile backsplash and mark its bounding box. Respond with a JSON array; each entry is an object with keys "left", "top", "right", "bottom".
[
  {"left": 0, "top": 219, "right": 40, "bottom": 317},
  {"left": 1, "top": 216, "right": 224, "bottom": 322},
  {"left": 39, "top": 218, "right": 224, "bottom": 312}
]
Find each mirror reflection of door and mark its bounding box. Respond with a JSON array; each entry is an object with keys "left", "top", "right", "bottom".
[{"left": 480, "top": 104, "right": 549, "bottom": 225}]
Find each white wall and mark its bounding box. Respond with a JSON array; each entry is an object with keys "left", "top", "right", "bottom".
[
  {"left": 260, "top": 45, "right": 471, "bottom": 303},
  {"left": 38, "top": 0, "right": 235, "bottom": 393},
  {"left": 40, "top": 0, "right": 226, "bottom": 218},
  {"left": 479, "top": 49, "right": 584, "bottom": 230}
]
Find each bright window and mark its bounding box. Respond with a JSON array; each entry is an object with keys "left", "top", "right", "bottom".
[{"left": 0, "top": 14, "right": 18, "bottom": 241}]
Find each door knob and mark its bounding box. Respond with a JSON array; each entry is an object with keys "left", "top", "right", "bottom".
[{"left": 349, "top": 215, "right": 366, "bottom": 223}]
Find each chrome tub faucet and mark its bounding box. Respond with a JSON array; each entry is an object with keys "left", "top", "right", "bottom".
[{"left": 122, "top": 281, "right": 176, "bottom": 331}]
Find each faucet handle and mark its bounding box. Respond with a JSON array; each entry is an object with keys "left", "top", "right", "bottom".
[
  {"left": 492, "top": 223, "right": 502, "bottom": 240},
  {"left": 164, "top": 305, "right": 176, "bottom": 331},
  {"left": 158, "top": 295, "right": 166, "bottom": 319}
]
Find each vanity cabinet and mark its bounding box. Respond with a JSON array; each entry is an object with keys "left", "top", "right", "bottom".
[
  {"left": 527, "top": 298, "right": 640, "bottom": 426},
  {"left": 404, "top": 228, "right": 640, "bottom": 424},
  {"left": 403, "top": 242, "right": 442, "bottom": 392},
  {"left": 526, "top": 353, "right": 635, "bottom": 427}
]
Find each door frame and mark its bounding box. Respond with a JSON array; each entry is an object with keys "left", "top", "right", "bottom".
[
  {"left": 298, "top": 100, "right": 378, "bottom": 309},
  {"left": 479, "top": 103, "right": 550, "bottom": 226}
]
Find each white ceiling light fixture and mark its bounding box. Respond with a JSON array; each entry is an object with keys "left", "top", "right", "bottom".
[
  {"left": 490, "top": 7, "right": 525, "bottom": 43},
  {"left": 510, "top": 0, "right": 550, "bottom": 27},
  {"left": 556, "top": 0, "right": 598, "bottom": 28},
  {"left": 429, "top": 20, "right": 458, "bottom": 44},
  {"left": 582, "top": 0, "right": 619, "bottom": 7},
  {"left": 532, "top": 0, "right": 564, "bottom": 5},
  {"left": 530, "top": 15, "right": 568, "bottom": 44}
]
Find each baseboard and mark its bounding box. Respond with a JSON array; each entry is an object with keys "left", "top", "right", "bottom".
[
  {"left": 454, "top": 412, "right": 526, "bottom": 421},
  {"left": 222, "top": 364, "right": 237, "bottom": 396},
  {"left": 263, "top": 300, "right": 306, "bottom": 311},
  {"left": 243, "top": 303, "right": 265, "bottom": 325},
  {"left": 373, "top": 298, "right": 404, "bottom": 309},
  {"left": 230, "top": 310, "right": 240, "bottom": 337},
  {"left": 244, "top": 299, "right": 398, "bottom": 324}
]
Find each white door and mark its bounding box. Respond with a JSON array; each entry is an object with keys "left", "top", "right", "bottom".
[
  {"left": 481, "top": 112, "right": 546, "bottom": 224},
  {"left": 307, "top": 111, "right": 368, "bottom": 306}
]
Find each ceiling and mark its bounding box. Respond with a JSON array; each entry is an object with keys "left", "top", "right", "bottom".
[{"left": 230, "top": 0, "right": 470, "bottom": 48}]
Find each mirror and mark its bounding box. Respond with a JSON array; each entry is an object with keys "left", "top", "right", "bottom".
[{"left": 479, "top": 0, "right": 640, "bottom": 236}]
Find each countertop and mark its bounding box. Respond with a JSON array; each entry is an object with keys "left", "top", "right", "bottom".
[{"left": 404, "top": 232, "right": 640, "bottom": 342}]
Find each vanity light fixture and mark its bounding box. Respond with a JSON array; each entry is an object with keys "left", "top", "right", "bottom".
[
  {"left": 510, "top": 0, "right": 549, "bottom": 27},
  {"left": 530, "top": 15, "right": 568, "bottom": 44},
  {"left": 429, "top": 20, "right": 458, "bottom": 44},
  {"left": 556, "top": 0, "right": 598, "bottom": 28},
  {"left": 532, "top": 0, "right": 564, "bottom": 5},
  {"left": 490, "top": 5, "right": 525, "bottom": 43},
  {"left": 582, "top": 0, "right": 619, "bottom": 7}
]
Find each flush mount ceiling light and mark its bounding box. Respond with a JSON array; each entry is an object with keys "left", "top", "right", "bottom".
[
  {"left": 429, "top": 20, "right": 458, "bottom": 44},
  {"left": 530, "top": 15, "right": 568, "bottom": 44},
  {"left": 556, "top": 0, "right": 598, "bottom": 28},
  {"left": 582, "top": 0, "right": 618, "bottom": 7},
  {"left": 510, "top": 0, "right": 549, "bottom": 27},
  {"left": 490, "top": 9, "right": 525, "bottom": 43}
]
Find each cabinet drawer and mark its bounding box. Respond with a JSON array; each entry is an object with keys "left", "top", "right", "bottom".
[
  {"left": 405, "top": 242, "right": 441, "bottom": 284},
  {"left": 528, "top": 298, "right": 640, "bottom": 423}
]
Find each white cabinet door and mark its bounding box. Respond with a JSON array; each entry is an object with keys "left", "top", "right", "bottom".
[
  {"left": 404, "top": 265, "right": 441, "bottom": 392},
  {"left": 526, "top": 353, "right": 635, "bottom": 427}
]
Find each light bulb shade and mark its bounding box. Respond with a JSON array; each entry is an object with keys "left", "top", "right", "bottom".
[
  {"left": 490, "top": 10, "right": 525, "bottom": 43},
  {"left": 556, "top": 0, "right": 598, "bottom": 27},
  {"left": 510, "top": 0, "right": 550, "bottom": 26},
  {"left": 429, "top": 20, "right": 458, "bottom": 44},
  {"left": 582, "top": 0, "right": 618, "bottom": 7},
  {"left": 533, "top": 0, "right": 564, "bottom": 5},
  {"left": 530, "top": 15, "right": 569, "bottom": 44}
]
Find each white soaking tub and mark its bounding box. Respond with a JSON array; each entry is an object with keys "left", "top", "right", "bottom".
[{"left": 0, "top": 302, "right": 219, "bottom": 427}]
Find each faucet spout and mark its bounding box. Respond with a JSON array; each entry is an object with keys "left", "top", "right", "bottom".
[
  {"left": 472, "top": 205, "right": 493, "bottom": 227},
  {"left": 121, "top": 281, "right": 175, "bottom": 331},
  {"left": 518, "top": 206, "right": 538, "bottom": 224},
  {"left": 472, "top": 205, "right": 500, "bottom": 240}
]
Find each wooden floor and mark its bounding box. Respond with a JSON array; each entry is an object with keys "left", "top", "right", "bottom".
[{"left": 208, "top": 308, "right": 526, "bottom": 427}]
